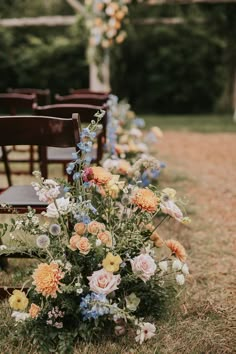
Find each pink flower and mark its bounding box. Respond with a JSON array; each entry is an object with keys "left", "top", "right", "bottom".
[
  {"left": 87, "top": 268, "right": 121, "bottom": 295},
  {"left": 130, "top": 254, "right": 156, "bottom": 282},
  {"left": 82, "top": 167, "right": 94, "bottom": 182},
  {"left": 160, "top": 199, "right": 183, "bottom": 221},
  {"left": 135, "top": 322, "right": 156, "bottom": 344}
]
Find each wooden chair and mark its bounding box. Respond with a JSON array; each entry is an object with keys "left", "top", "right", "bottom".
[
  {"left": 33, "top": 103, "right": 107, "bottom": 165},
  {"left": 55, "top": 93, "right": 108, "bottom": 107},
  {"left": 70, "top": 88, "right": 110, "bottom": 96},
  {"left": 8, "top": 88, "right": 51, "bottom": 105},
  {"left": 0, "top": 113, "right": 80, "bottom": 214},
  {"left": 0, "top": 93, "right": 37, "bottom": 180},
  {"left": 0, "top": 113, "right": 80, "bottom": 270},
  {"left": 0, "top": 93, "right": 36, "bottom": 115}
]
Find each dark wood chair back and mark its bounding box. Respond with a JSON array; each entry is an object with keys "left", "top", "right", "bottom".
[
  {"left": 0, "top": 93, "right": 36, "bottom": 115},
  {"left": 8, "top": 88, "right": 51, "bottom": 105},
  {"left": 70, "top": 88, "right": 110, "bottom": 97},
  {"left": 33, "top": 103, "right": 107, "bottom": 163},
  {"left": 55, "top": 93, "right": 108, "bottom": 106},
  {"left": 0, "top": 114, "right": 80, "bottom": 178}
]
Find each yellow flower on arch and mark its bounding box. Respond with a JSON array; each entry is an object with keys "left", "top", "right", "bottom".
[
  {"left": 9, "top": 290, "right": 29, "bottom": 311},
  {"left": 102, "top": 252, "right": 122, "bottom": 273}
]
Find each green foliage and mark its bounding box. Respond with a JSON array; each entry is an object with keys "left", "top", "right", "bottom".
[
  {"left": 111, "top": 21, "right": 225, "bottom": 113},
  {"left": 0, "top": 3, "right": 235, "bottom": 113}
]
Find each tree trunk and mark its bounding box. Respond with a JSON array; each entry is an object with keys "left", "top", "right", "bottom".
[{"left": 89, "top": 52, "right": 111, "bottom": 91}]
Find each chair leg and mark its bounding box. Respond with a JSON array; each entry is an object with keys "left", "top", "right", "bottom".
[
  {"left": 1, "top": 146, "right": 12, "bottom": 186},
  {"left": 0, "top": 239, "right": 8, "bottom": 270},
  {"left": 29, "top": 145, "right": 34, "bottom": 174}
]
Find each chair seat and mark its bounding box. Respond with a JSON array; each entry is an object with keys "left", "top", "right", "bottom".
[
  {"left": 47, "top": 147, "right": 75, "bottom": 161},
  {"left": 0, "top": 185, "right": 47, "bottom": 207},
  {"left": 47, "top": 147, "right": 97, "bottom": 162}
]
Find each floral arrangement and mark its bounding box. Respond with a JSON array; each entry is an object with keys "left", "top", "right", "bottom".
[
  {"left": 0, "top": 111, "right": 190, "bottom": 353},
  {"left": 103, "top": 95, "right": 166, "bottom": 186},
  {"left": 84, "top": 0, "right": 129, "bottom": 50}
]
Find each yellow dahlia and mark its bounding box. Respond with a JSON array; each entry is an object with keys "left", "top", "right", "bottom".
[
  {"left": 9, "top": 290, "right": 28, "bottom": 311},
  {"left": 132, "top": 188, "right": 159, "bottom": 213},
  {"left": 32, "top": 262, "right": 64, "bottom": 298}
]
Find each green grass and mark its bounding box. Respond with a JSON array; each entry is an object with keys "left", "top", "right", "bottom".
[{"left": 142, "top": 114, "right": 236, "bottom": 133}]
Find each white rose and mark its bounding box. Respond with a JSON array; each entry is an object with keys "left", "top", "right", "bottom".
[
  {"left": 43, "top": 197, "right": 71, "bottom": 218},
  {"left": 176, "top": 274, "right": 185, "bottom": 285},
  {"left": 88, "top": 268, "right": 121, "bottom": 295},
  {"left": 182, "top": 263, "right": 189, "bottom": 275},
  {"left": 172, "top": 259, "right": 182, "bottom": 271},
  {"left": 158, "top": 261, "right": 168, "bottom": 272},
  {"left": 130, "top": 254, "right": 157, "bottom": 282}
]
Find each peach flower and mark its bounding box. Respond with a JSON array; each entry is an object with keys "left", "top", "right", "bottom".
[
  {"left": 69, "top": 234, "right": 81, "bottom": 251},
  {"left": 88, "top": 268, "right": 121, "bottom": 295},
  {"left": 117, "top": 160, "right": 131, "bottom": 174},
  {"left": 166, "top": 239, "right": 187, "bottom": 262},
  {"left": 97, "top": 231, "right": 112, "bottom": 247},
  {"left": 150, "top": 232, "right": 164, "bottom": 247},
  {"left": 88, "top": 221, "right": 105, "bottom": 235},
  {"left": 74, "top": 222, "right": 87, "bottom": 235},
  {"left": 32, "top": 262, "right": 64, "bottom": 298},
  {"left": 29, "top": 303, "right": 41, "bottom": 319},
  {"left": 77, "top": 237, "right": 91, "bottom": 255},
  {"left": 132, "top": 188, "right": 159, "bottom": 213},
  {"left": 91, "top": 166, "right": 112, "bottom": 185},
  {"left": 160, "top": 199, "right": 183, "bottom": 222},
  {"left": 130, "top": 254, "right": 157, "bottom": 282}
]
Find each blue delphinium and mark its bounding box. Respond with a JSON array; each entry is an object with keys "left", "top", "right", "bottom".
[
  {"left": 80, "top": 293, "right": 110, "bottom": 320},
  {"left": 134, "top": 117, "right": 145, "bottom": 128}
]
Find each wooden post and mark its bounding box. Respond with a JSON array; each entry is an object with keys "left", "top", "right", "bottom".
[
  {"left": 89, "top": 51, "right": 111, "bottom": 91},
  {"left": 233, "top": 69, "right": 236, "bottom": 122}
]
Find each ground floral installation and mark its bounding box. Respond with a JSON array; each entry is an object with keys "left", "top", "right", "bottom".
[
  {"left": 0, "top": 110, "right": 191, "bottom": 353},
  {"left": 103, "top": 94, "right": 166, "bottom": 186}
]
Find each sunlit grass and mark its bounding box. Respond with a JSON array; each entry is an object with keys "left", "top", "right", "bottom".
[{"left": 142, "top": 114, "right": 236, "bottom": 133}]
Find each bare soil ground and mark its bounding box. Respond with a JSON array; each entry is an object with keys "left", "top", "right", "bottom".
[{"left": 0, "top": 132, "right": 235, "bottom": 353}]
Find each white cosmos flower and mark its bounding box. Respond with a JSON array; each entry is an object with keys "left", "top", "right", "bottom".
[
  {"left": 158, "top": 261, "right": 168, "bottom": 272},
  {"left": 176, "top": 274, "right": 185, "bottom": 285},
  {"left": 135, "top": 322, "right": 156, "bottom": 344},
  {"left": 172, "top": 259, "right": 183, "bottom": 271},
  {"left": 12, "top": 311, "right": 30, "bottom": 322}
]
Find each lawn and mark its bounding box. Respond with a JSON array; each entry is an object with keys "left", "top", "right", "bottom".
[{"left": 143, "top": 114, "right": 236, "bottom": 133}]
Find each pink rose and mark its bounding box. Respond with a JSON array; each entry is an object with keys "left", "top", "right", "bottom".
[
  {"left": 130, "top": 254, "right": 157, "bottom": 282},
  {"left": 87, "top": 268, "right": 121, "bottom": 295},
  {"left": 160, "top": 200, "right": 183, "bottom": 221}
]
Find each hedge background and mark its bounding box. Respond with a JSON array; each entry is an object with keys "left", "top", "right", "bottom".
[{"left": 0, "top": 1, "right": 235, "bottom": 114}]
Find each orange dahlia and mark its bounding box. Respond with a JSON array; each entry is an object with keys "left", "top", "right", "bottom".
[
  {"left": 32, "top": 262, "right": 64, "bottom": 298},
  {"left": 166, "top": 239, "right": 187, "bottom": 262},
  {"left": 132, "top": 188, "right": 159, "bottom": 213},
  {"left": 91, "top": 167, "right": 112, "bottom": 185}
]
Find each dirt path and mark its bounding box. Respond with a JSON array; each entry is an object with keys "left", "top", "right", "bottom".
[{"left": 156, "top": 132, "right": 236, "bottom": 353}]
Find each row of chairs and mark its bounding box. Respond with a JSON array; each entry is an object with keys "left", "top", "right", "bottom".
[
  {"left": 0, "top": 89, "right": 111, "bottom": 270},
  {"left": 0, "top": 89, "right": 110, "bottom": 186}
]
